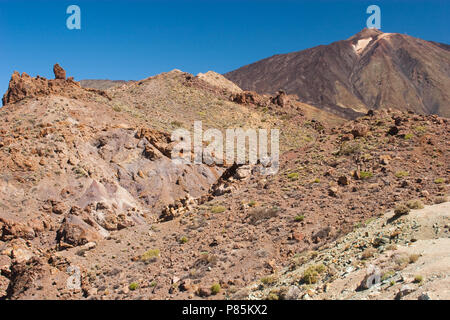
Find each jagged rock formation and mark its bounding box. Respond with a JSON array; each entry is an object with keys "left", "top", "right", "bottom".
[
  {"left": 225, "top": 29, "right": 450, "bottom": 118},
  {"left": 53, "top": 63, "right": 66, "bottom": 80},
  {"left": 2, "top": 65, "right": 110, "bottom": 106}
]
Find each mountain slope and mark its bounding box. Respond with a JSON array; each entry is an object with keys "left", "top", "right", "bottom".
[{"left": 225, "top": 29, "right": 450, "bottom": 119}]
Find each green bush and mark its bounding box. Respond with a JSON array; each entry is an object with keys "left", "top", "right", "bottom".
[
  {"left": 140, "top": 249, "right": 160, "bottom": 262},
  {"left": 211, "top": 283, "right": 221, "bottom": 295},
  {"left": 129, "top": 282, "right": 139, "bottom": 291},
  {"left": 179, "top": 236, "right": 188, "bottom": 244},
  {"left": 302, "top": 264, "right": 326, "bottom": 284},
  {"left": 211, "top": 206, "right": 226, "bottom": 213},
  {"left": 287, "top": 172, "right": 299, "bottom": 180},
  {"left": 395, "top": 171, "right": 409, "bottom": 178},
  {"left": 360, "top": 171, "right": 373, "bottom": 179}
]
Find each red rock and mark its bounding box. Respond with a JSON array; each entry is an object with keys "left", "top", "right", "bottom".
[{"left": 53, "top": 63, "right": 66, "bottom": 80}]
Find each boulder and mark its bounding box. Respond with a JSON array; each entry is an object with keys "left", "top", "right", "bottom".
[
  {"left": 53, "top": 63, "right": 66, "bottom": 80},
  {"left": 56, "top": 214, "right": 105, "bottom": 247}
]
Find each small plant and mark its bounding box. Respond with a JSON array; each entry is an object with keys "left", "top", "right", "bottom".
[
  {"left": 112, "top": 104, "right": 122, "bottom": 112},
  {"left": 248, "top": 200, "right": 257, "bottom": 207},
  {"left": 338, "top": 141, "right": 363, "bottom": 156},
  {"left": 140, "top": 249, "right": 160, "bottom": 262},
  {"left": 381, "top": 270, "right": 396, "bottom": 282},
  {"left": 261, "top": 276, "right": 276, "bottom": 286},
  {"left": 394, "top": 204, "right": 411, "bottom": 217},
  {"left": 361, "top": 248, "right": 376, "bottom": 260},
  {"left": 404, "top": 133, "right": 414, "bottom": 140},
  {"left": 129, "top": 282, "right": 139, "bottom": 291},
  {"left": 414, "top": 275, "right": 424, "bottom": 284},
  {"left": 413, "top": 125, "right": 427, "bottom": 135},
  {"left": 390, "top": 280, "right": 396, "bottom": 286},
  {"left": 302, "top": 264, "right": 326, "bottom": 284},
  {"left": 171, "top": 120, "right": 183, "bottom": 128},
  {"left": 248, "top": 206, "right": 279, "bottom": 224},
  {"left": 287, "top": 172, "right": 299, "bottom": 180},
  {"left": 211, "top": 283, "right": 221, "bottom": 295},
  {"left": 359, "top": 171, "right": 373, "bottom": 180},
  {"left": 211, "top": 205, "right": 226, "bottom": 213},
  {"left": 294, "top": 215, "right": 305, "bottom": 222},
  {"left": 409, "top": 254, "right": 420, "bottom": 264},
  {"left": 395, "top": 171, "right": 409, "bottom": 178},
  {"left": 266, "top": 292, "right": 279, "bottom": 300},
  {"left": 434, "top": 178, "right": 445, "bottom": 184},
  {"left": 179, "top": 236, "right": 188, "bottom": 244},
  {"left": 406, "top": 200, "right": 424, "bottom": 210},
  {"left": 434, "top": 196, "right": 448, "bottom": 204},
  {"left": 312, "top": 178, "right": 320, "bottom": 183}
]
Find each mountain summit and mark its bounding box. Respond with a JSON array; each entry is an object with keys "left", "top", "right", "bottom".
[{"left": 225, "top": 29, "right": 450, "bottom": 118}]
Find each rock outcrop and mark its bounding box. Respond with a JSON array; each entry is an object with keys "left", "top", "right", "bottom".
[
  {"left": 2, "top": 65, "right": 110, "bottom": 106},
  {"left": 53, "top": 63, "right": 66, "bottom": 80}
]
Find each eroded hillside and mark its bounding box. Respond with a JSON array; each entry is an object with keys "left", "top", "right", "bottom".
[{"left": 0, "top": 65, "right": 448, "bottom": 300}]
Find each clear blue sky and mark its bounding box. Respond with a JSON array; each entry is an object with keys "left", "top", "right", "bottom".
[{"left": 0, "top": 0, "right": 448, "bottom": 94}]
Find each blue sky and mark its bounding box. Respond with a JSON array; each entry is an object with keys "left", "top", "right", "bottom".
[{"left": 0, "top": 0, "right": 448, "bottom": 94}]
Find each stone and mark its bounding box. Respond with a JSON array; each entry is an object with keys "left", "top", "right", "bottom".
[
  {"left": 388, "top": 126, "right": 399, "bottom": 136},
  {"left": 351, "top": 124, "right": 369, "bottom": 138},
  {"left": 56, "top": 214, "right": 105, "bottom": 247},
  {"left": 179, "top": 279, "right": 192, "bottom": 291},
  {"left": 338, "top": 175, "right": 350, "bottom": 186},
  {"left": 395, "top": 285, "right": 415, "bottom": 300},
  {"left": 196, "top": 287, "right": 211, "bottom": 297},
  {"left": 328, "top": 187, "right": 339, "bottom": 197},
  {"left": 357, "top": 265, "right": 381, "bottom": 291},
  {"left": 11, "top": 248, "right": 34, "bottom": 263},
  {"left": 53, "top": 63, "right": 66, "bottom": 80},
  {"left": 280, "top": 286, "right": 301, "bottom": 300},
  {"left": 418, "top": 292, "right": 432, "bottom": 300}
]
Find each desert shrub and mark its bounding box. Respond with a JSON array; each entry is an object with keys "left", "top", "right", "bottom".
[
  {"left": 129, "top": 282, "right": 139, "bottom": 291},
  {"left": 302, "top": 264, "right": 326, "bottom": 284},
  {"left": 395, "top": 171, "right": 409, "bottom": 178},
  {"left": 171, "top": 120, "right": 183, "bottom": 128},
  {"left": 394, "top": 204, "right": 410, "bottom": 217},
  {"left": 266, "top": 292, "right": 279, "bottom": 300},
  {"left": 248, "top": 200, "right": 257, "bottom": 207},
  {"left": 211, "top": 283, "right": 221, "bottom": 295},
  {"left": 360, "top": 171, "right": 373, "bottom": 179},
  {"left": 414, "top": 275, "right": 424, "bottom": 284},
  {"left": 381, "top": 270, "right": 395, "bottom": 282},
  {"left": 211, "top": 205, "right": 226, "bottom": 213},
  {"left": 287, "top": 172, "right": 299, "bottom": 180},
  {"left": 339, "top": 141, "right": 363, "bottom": 156},
  {"left": 294, "top": 215, "right": 305, "bottom": 222},
  {"left": 393, "top": 254, "right": 410, "bottom": 270},
  {"left": 140, "top": 249, "right": 160, "bottom": 262},
  {"left": 434, "top": 196, "right": 448, "bottom": 204},
  {"left": 179, "top": 236, "right": 188, "bottom": 244},
  {"left": 361, "top": 248, "right": 376, "bottom": 260},
  {"left": 261, "top": 276, "right": 276, "bottom": 286},
  {"left": 248, "top": 206, "right": 279, "bottom": 224},
  {"left": 197, "top": 253, "right": 218, "bottom": 266},
  {"left": 434, "top": 178, "right": 445, "bottom": 184},
  {"left": 409, "top": 254, "right": 420, "bottom": 264},
  {"left": 413, "top": 126, "right": 427, "bottom": 135},
  {"left": 406, "top": 200, "right": 424, "bottom": 210},
  {"left": 404, "top": 133, "right": 414, "bottom": 140}
]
